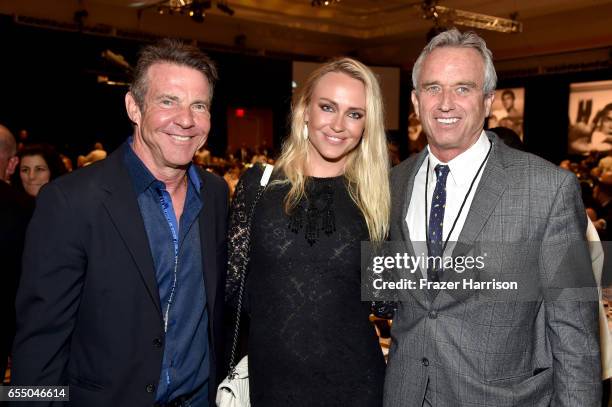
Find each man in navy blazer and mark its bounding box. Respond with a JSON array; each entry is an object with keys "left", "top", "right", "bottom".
[{"left": 12, "top": 39, "right": 229, "bottom": 406}]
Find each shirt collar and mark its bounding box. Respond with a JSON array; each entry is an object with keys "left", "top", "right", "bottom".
[
  {"left": 426, "top": 130, "right": 490, "bottom": 187},
  {"left": 123, "top": 136, "right": 202, "bottom": 194},
  {"left": 186, "top": 161, "right": 202, "bottom": 191}
]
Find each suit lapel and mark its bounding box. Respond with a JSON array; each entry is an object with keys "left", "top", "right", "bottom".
[
  {"left": 452, "top": 134, "right": 508, "bottom": 255},
  {"left": 100, "top": 145, "right": 162, "bottom": 317},
  {"left": 395, "top": 149, "right": 429, "bottom": 305},
  {"left": 198, "top": 173, "right": 218, "bottom": 320}
]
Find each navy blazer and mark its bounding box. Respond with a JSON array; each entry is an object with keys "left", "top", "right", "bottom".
[{"left": 12, "top": 142, "right": 229, "bottom": 406}]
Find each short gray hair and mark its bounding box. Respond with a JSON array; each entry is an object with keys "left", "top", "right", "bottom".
[
  {"left": 0, "top": 125, "right": 16, "bottom": 158},
  {"left": 412, "top": 28, "right": 497, "bottom": 95}
]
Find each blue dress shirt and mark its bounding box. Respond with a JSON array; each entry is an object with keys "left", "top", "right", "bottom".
[{"left": 124, "top": 141, "right": 210, "bottom": 404}]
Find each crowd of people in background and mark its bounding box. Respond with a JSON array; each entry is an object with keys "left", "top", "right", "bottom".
[
  {"left": 2, "top": 130, "right": 280, "bottom": 198},
  {"left": 561, "top": 151, "right": 612, "bottom": 242},
  {"left": 3, "top": 122, "right": 612, "bottom": 242}
]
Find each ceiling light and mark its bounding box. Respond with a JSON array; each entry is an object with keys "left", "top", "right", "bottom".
[
  {"left": 420, "top": 1, "right": 521, "bottom": 34},
  {"left": 311, "top": 0, "right": 339, "bottom": 7},
  {"left": 147, "top": 0, "right": 222, "bottom": 21},
  {"left": 434, "top": 5, "right": 522, "bottom": 33},
  {"left": 189, "top": 1, "right": 206, "bottom": 22}
]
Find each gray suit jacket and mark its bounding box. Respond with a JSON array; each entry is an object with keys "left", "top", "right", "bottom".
[{"left": 384, "top": 132, "right": 602, "bottom": 407}]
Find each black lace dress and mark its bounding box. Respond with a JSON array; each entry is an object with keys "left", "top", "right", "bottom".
[{"left": 227, "top": 166, "right": 385, "bottom": 407}]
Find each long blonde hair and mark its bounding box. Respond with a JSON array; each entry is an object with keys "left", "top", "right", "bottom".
[{"left": 273, "top": 57, "right": 390, "bottom": 242}]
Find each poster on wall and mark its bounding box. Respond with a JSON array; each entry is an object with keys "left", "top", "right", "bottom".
[
  {"left": 487, "top": 87, "right": 525, "bottom": 140},
  {"left": 568, "top": 80, "right": 612, "bottom": 155}
]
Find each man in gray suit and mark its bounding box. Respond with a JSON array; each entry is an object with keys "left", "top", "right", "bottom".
[{"left": 384, "top": 28, "right": 602, "bottom": 406}]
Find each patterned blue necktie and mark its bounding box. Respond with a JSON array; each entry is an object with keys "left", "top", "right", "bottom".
[{"left": 428, "top": 164, "right": 450, "bottom": 282}]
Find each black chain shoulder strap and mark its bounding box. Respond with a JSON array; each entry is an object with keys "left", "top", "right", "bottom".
[{"left": 226, "top": 163, "right": 272, "bottom": 378}]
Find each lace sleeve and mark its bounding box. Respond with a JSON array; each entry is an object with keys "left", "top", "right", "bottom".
[
  {"left": 368, "top": 245, "right": 397, "bottom": 319},
  {"left": 225, "top": 166, "right": 265, "bottom": 310},
  {"left": 225, "top": 177, "right": 250, "bottom": 310}
]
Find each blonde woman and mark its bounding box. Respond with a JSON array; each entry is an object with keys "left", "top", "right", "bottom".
[{"left": 226, "top": 58, "right": 390, "bottom": 406}]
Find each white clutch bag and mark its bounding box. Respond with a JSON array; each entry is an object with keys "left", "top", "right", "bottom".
[{"left": 216, "top": 356, "right": 250, "bottom": 407}]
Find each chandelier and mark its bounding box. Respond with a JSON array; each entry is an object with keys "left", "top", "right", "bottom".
[
  {"left": 152, "top": 0, "right": 234, "bottom": 22},
  {"left": 421, "top": 0, "right": 522, "bottom": 33}
]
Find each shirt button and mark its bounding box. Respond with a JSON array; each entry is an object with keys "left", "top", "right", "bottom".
[
  {"left": 145, "top": 384, "right": 156, "bottom": 393},
  {"left": 153, "top": 338, "right": 163, "bottom": 348},
  {"left": 428, "top": 311, "right": 438, "bottom": 319},
  {"left": 422, "top": 358, "right": 429, "bottom": 367}
]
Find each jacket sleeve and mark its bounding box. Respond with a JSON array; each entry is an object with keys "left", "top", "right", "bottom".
[
  {"left": 540, "top": 172, "right": 602, "bottom": 406},
  {"left": 11, "top": 182, "right": 86, "bottom": 393}
]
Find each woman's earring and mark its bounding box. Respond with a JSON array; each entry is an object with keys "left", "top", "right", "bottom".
[{"left": 302, "top": 123, "right": 309, "bottom": 140}]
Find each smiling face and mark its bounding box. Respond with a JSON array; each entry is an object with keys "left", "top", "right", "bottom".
[
  {"left": 20, "top": 154, "right": 51, "bottom": 196},
  {"left": 304, "top": 71, "right": 366, "bottom": 176},
  {"left": 412, "top": 47, "right": 493, "bottom": 162},
  {"left": 126, "top": 62, "right": 211, "bottom": 179}
]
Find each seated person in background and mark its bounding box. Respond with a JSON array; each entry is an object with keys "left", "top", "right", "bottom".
[
  {"left": 388, "top": 141, "right": 401, "bottom": 166},
  {"left": 77, "top": 141, "right": 107, "bottom": 167},
  {"left": 581, "top": 181, "right": 599, "bottom": 223},
  {"left": 17, "top": 129, "right": 30, "bottom": 152},
  {"left": 488, "top": 126, "right": 525, "bottom": 151},
  {"left": 194, "top": 145, "right": 212, "bottom": 166},
  {"left": 60, "top": 153, "right": 73, "bottom": 173},
  {"left": 560, "top": 159, "right": 571, "bottom": 171},
  {"left": 223, "top": 164, "right": 242, "bottom": 198},
  {"left": 14, "top": 143, "right": 66, "bottom": 197},
  {"left": 250, "top": 146, "right": 268, "bottom": 164},
  {"left": 235, "top": 144, "right": 252, "bottom": 163},
  {"left": 597, "top": 155, "right": 612, "bottom": 177}
]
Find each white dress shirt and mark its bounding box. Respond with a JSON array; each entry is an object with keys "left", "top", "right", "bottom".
[{"left": 405, "top": 131, "right": 491, "bottom": 278}]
